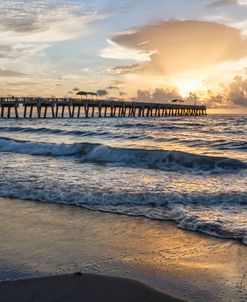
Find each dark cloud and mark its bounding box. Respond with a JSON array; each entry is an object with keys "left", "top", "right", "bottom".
[
  {"left": 227, "top": 75, "right": 247, "bottom": 106},
  {"left": 134, "top": 90, "right": 152, "bottom": 102},
  {"left": 206, "top": 94, "right": 225, "bottom": 107},
  {"left": 184, "top": 92, "right": 200, "bottom": 104},
  {"left": 152, "top": 88, "right": 181, "bottom": 102},
  {"left": 133, "top": 88, "right": 181, "bottom": 103},
  {"left": 0, "top": 68, "right": 26, "bottom": 77},
  {"left": 201, "top": 71, "right": 247, "bottom": 108},
  {"left": 111, "top": 20, "right": 247, "bottom": 75},
  {"left": 1, "top": 17, "right": 43, "bottom": 33},
  {"left": 72, "top": 87, "right": 80, "bottom": 92},
  {"left": 96, "top": 89, "right": 108, "bottom": 96},
  {"left": 206, "top": 0, "right": 238, "bottom": 8},
  {"left": 107, "top": 86, "right": 120, "bottom": 90}
]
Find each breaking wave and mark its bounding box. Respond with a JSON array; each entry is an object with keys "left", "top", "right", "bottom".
[
  {"left": 0, "top": 137, "right": 246, "bottom": 173},
  {"left": 0, "top": 183, "right": 246, "bottom": 244}
]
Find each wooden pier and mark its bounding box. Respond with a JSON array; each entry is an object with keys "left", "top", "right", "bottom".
[{"left": 0, "top": 97, "right": 206, "bottom": 119}]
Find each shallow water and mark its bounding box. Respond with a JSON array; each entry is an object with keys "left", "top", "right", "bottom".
[{"left": 0, "top": 115, "right": 246, "bottom": 243}]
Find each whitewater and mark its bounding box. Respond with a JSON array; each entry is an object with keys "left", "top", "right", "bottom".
[{"left": 0, "top": 115, "right": 246, "bottom": 245}]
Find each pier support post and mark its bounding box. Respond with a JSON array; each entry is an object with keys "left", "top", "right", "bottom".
[
  {"left": 36, "top": 107, "right": 41, "bottom": 118},
  {"left": 15, "top": 107, "right": 19, "bottom": 118},
  {"left": 68, "top": 106, "right": 72, "bottom": 118},
  {"left": 77, "top": 106, "right": 81, "bottom": 118},
  {"left": 51, "top": 107, "right": 55, "bottom": 118},
  {"left": 71, "top": 106, "right": 75, "bottom": 118},
  {"left": 24, "top": 106, "right": 27, "bottom": 118},
  {"left": 29, "top": 106, "right": 33, "bottom": 118},
  {"left": 85, "top": 106, "right": 89, "bottom": 118},
  {"left": 44, "top": 106, "right": 47, "bottom": 118}
]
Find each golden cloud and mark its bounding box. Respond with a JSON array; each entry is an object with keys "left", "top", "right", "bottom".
[{"left": 111, "top": 20, "right": 247, "bottom": 75}]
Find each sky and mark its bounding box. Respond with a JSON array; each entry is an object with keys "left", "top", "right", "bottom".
[{"left": 1, "top": 0, "right": 247, "bottom": 111}]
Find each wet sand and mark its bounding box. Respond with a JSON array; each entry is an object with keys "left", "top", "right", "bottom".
[
  {"left": 0, "top": 273, "right": 185, "bottom": 302},
  {"left": 0, "top": 197, "right": 246, "bottom": 302}
]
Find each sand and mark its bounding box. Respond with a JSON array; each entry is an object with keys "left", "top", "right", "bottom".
[
  {"left": 0, "top": 197, "right": 247, "bottom": 301},
  {"left": 0, "top": 273, "right": 186, "bottom": 302}
]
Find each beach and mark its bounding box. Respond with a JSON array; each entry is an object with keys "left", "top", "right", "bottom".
[
  {"left": 0, "top": 273, "right": 185, "bottom": 302},
  {"left": 0, "top": 197, "right": 246, "bottom": 302}
]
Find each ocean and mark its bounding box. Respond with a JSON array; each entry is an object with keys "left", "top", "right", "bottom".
[{"left": 0, "top": 114, "right": 246, "bottom": 245}]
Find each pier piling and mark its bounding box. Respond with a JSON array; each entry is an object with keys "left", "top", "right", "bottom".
[{"left": 0, "top": 97, "right": 207, "bottom": 119}]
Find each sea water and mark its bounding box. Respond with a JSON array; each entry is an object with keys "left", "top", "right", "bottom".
[{"left": 0, "top": 115, "right": 246, "bottom": 244}]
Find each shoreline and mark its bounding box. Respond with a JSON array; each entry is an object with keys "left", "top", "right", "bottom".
[
  {"left": 0, "top": 197, "right": 246, "bottom": 301},
  {"left": 0, "top": 273, "right": 186, "bottom": 302}
]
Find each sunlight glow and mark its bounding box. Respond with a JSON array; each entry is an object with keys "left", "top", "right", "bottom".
[{"left": 174, "top": 79, "right": 204, "bottom": 97}]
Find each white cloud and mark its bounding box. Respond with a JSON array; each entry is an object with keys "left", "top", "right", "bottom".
[
  {"left": 238, "top": 0, "right": 247, "bottom": 5},
  {"left": 0, "top": 1, "right": 104, "bottom": 43},
  {"left": 100, "top": 39, "right": 154, "bottom": 62},
  {"left": 0, "top": 44, "right": 48, "bottom": 59}
]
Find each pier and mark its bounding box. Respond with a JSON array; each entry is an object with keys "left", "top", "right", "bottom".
[{"left": 0, "top": 97, "right": 206, "bottom": 119}]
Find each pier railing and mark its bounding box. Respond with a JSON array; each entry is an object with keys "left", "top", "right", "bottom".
[{"left": 0, "top": 97, "right": 207, "bottom": 118}]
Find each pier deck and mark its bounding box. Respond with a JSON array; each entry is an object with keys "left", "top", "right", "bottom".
[{"left": 0, "top": 97, "right": 206, "bottom": 118}]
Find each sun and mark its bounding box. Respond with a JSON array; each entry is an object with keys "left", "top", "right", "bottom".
[{"left": 174, "top": 78, "right": 205, "bottom": 98}]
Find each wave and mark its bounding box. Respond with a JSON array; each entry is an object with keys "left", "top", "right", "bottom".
[
  {"left": 1, "top": 126, "right": 247, "bottom": 151},
  {"left": 0, "top": 137, "right": 246, "bottom": 173},
  {"left": 0, "top": 183, "right": 246, "bottom": 244},
  {"left": 0, "top": 126, "right": 110, "bottom": 137}
]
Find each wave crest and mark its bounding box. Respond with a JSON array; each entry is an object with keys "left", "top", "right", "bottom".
[{"left": 0, "top": 137, "right": 246, "bottom": 173}]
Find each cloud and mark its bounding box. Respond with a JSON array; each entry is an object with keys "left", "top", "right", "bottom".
[
  {"left": 110, "top": 80, "right": 124, "bottom": 85},
  {"left": 96, "top": 89, "right": 108, "bottom": 96},
  {"left": 0, "top": 1, "right": 104, "bottom": 43},
  {"left": 206, "top": 0, "right": 238, "bottom": 8},
  {"left": 5, "top": 81, "right": 36, "bottom": 86},
  {"left": 238, "top": 0, "right": 247, "bottom": 5},
  {"left": 60, "top": 75, "right": 79, "bottom": 80},
  {"left": 107, "top": 86, "right": 120, "bottom": 90},
  {"left": 199, "top": 69, "right": 247, "bottom": 107},
  {"left": 100, "top": 39, "right": 153, "bottom": 62},
  {"left": 111, "top": 63, "right": 144, "bottom": 74},
  {"left": 133, "top": 88, "right": 181, "bottom": 103},
  {"left": 130, "top": 70, "right": 247, "bottom": 108},
  {"left": 0, "top": 44, "right": 46, "bottom": 59},
  {"left": 0, "top": 68, "right": 26, "bottom": 77},
  {"left": 206, "top": 0, "right": 247, "bottom": 7},
  {"left": 110, "top": 20, "right": 247, "bottom": 76},
  {"left": 227, "top": 74, "right": 247, "bottom": 106},
  {"left": 0, "top": 0, "right": 105, "bottom": 64},
  {"left": 205, "top": 94, "right": 225, "bottom": 107}
]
